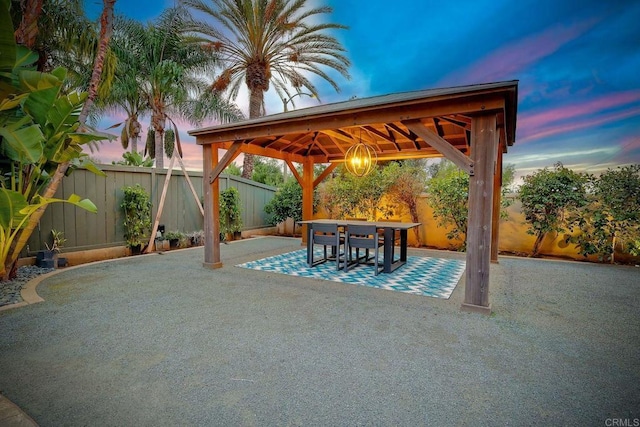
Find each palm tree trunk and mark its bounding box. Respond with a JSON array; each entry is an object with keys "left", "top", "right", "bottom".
[
  {"left": 79, "top": 0, "right": 116, "bottom": 124},
  {"left": 152, "top": 112, "right": 166, "bottom": 168},
  {"left": 241, "top": 88, "right": 263, "bottom": 178},
  {"left": 14, "top": 0, "right": 43, "bottom": 48}
]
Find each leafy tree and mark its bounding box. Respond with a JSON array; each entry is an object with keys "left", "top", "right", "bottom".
[
  {"left": 569, "top": 165, "right": 640, "bottom": 262},
  {"left": 518, "top": 163, "right": 588, "bottom": 257},
  {"left": 317, "top": 164, "right": 396, "bottom": 220},
  {"left": 252, "top": 157, "right": 284, "bottom": 187},
  {"left": 425, "top": 160, "right": 516, "bottom": 250},
  {"left": 264, "top": 178, "right": 303, "bottom": 231},
  {"left": 120, "top": 184, "right": 151, "bottom": 249},
  {"left": 386, "top": 161, "right": 427, "bottom": 245},
  {"left": 224, "top": 163, "right": 242, "bottom": 176},
  {"left": 426, "top": 163, "right": 469, "bottom": 248},
  {"left": 184, "top": 0, "right": 351, "bottom": 178},
  {"left": 219, "top": 187, "right": 243, "bottom": 238}
]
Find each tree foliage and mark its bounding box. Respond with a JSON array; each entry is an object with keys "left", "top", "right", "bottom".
[
  {"left": 385, "top": 161, "right": 427, "bottom": 244},
  {"left": 113, "top": 151, "right": 154, "bottom": 167},
  {"left": 120, "top": 184, "right": 151, "bottom": 249},
  {"left": 0, "top": 4, "right": 104, "bottom": 279},
  {"left": 518, "top": 163, "right": 588, "bottom": 257},
  {"left": 426, "top": 164, "right": 469, "bottom": 248},
  {"left": 317, "top": 164, "right": 396, "bottom": 220},
  {"left": 219, "top": 186, "right": 243, "bottom": 236},
  {"left": 183, "top": 0, "right": 351, "bottom": 178},
  {"left": 264, "top": 178, "right": 303, "bottom": 227},
  {"left": 569, "top": 165, "right": 640, "bottom": 262},
  {"left": 252, "top": 157, "right": 284, "bottom": 187}
]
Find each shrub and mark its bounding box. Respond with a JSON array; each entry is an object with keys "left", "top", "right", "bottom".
[
  {"left": 121, "top": 185, "right": 152, "bottom": 249},
  {"left": 220, "top": 187, "right": 243, "bottom": 236}
]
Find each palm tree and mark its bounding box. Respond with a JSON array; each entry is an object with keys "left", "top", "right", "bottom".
[
  {"left": 99, "top": 15, "right": 150, "bottom": 154},
  {"left": 183, "top": 0, "right": 351, "bottom": 178},
  {"left": 113, "top": 8, "right": 242, "bottom": 168}
]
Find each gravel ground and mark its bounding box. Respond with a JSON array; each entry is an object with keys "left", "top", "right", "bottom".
[
  {"left": 0, "top": 266, "right": 53, "bottom": 307},
  {"left": 0, "top": 237, "right": 639, "bottom": 426}
]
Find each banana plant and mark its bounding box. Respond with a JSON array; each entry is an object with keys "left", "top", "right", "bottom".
[{"left": 0, "top": 0, "right": 108, "bottom": 280}]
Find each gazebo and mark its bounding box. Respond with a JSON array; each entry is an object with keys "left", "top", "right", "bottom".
[{"left": 189, "top": 80, "right": 518, "bottom": 314}]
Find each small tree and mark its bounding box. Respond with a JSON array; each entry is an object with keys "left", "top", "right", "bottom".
[
  {"left": 120, "top": 185, "right": 152, "bottom": 250},
  {"left": 265, "top": 179, "right": 303, "bottom": 233},
  {"left": 386, "top": 161, "right": 427, "bottom": 245},
  {"left": 569, "top": 165, "right": 640, "bottom": 262},
  {"left": 252, "top": 157, "right": 284, "bottom": 187},
  {"left": 426, "top": 165, "right": 469, "bottom": 249},
  {"left": 219, "top": 187, "right": 243, "bottom": 239},
  {"left": 518, "top": 163, "right": 588, "bottom": 257},
  {"left": 317, "top": 165, "right": 395, "bottom": 220}
]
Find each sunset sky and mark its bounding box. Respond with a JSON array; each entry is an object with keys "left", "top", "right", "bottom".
[{"left": 85, "top": 0, "right": 640, "bottom": 181}]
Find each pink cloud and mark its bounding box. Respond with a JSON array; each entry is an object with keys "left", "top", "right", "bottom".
[
  {"left": 518, "top": 106, "right": 640, "bottom": 144},
  {"left": 439, "top": 18, "right": 598, "bottom": 86},
  {"left": 518, "top": 90, "right": 640, "bottom": 135}
]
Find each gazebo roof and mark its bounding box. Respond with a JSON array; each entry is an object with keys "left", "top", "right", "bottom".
[{"left": 189, "top": 80, "right": 518, "bottom": 166}]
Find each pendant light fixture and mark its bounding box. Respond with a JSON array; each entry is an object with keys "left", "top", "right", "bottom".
[{"left": 344, "top": 130, "right": 377, "bottom": 177}]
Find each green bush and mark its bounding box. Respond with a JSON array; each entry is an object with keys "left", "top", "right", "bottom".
[
  {"left": 265, "top": 179, "right": 303, "bottom": 225},
  {"left": 121, "top": 185, "right": 152, "bottom": 249},
  {"left": 220, "top": 187, "right": 243, "bottom": 236}
]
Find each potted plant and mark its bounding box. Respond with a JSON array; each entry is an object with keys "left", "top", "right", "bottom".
[
  {"left": 121, "top": 185, "right": 152, "bottom": 254},
  {"left": 37, "top": 229, "right": 66, "bottom": 268},
  {"left": 164, "top": 231, "right": 185, "bottom": 248},
  {"left": 220, "top": 187, "right": 243, "bottom": 241}
]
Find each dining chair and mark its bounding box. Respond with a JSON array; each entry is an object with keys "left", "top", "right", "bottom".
[
  {"left": 308, "top": 223, "right": 345, "bottom": 270},
  {"left": 344, "top": 224, "right": 384, "bottom": 275}
]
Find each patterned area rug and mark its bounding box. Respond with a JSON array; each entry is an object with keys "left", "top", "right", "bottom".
[{"left": 236, "top": 249, "right": 466, "bottom": 298}]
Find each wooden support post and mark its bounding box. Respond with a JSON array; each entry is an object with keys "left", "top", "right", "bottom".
[
  {"left": 203, "top": 145, "right": 222, "bottom": 269},
  {"left": 301, "top": 156, "right": 314, "bottom": 244},
  {"left": 145, "top": 153, "right": 176, "bottom": 253},
  {"left": 462, "top": 114, "right": 498, "bottom": 315},
  {"left": 491, "top": 146, "right": 503, "bottom": 263}
]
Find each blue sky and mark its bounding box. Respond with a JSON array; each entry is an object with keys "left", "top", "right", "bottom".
[{"left": 85, "top": 0, "right": 640, "bottom": 179}]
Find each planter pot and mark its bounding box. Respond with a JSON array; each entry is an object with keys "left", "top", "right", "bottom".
[
  {"left": 129, "top": 244, "right": 143, "bottom": 255},
  {"left": 169, "top": 239, "right": 179, "bottom": 248},
  {"left": 36, "top": 250, "right": 57, "bottom": 268}
]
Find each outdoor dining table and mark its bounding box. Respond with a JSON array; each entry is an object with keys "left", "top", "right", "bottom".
[{"left": 298, "top": 219, "right": 421, "bottom": 274}]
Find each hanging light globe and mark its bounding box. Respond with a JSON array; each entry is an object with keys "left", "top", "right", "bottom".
[{"left": 345, "top": 142, "right": 377, "bottom": 177}]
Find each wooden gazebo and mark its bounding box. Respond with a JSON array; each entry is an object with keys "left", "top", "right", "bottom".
[{"left": 189, "top": 80, "right": 518, "bottom": 314}]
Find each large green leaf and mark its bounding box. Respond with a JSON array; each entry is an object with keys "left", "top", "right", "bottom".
[
  {"left": 0, "top": 188, "right": 28, "bottom": 229},
  {"left": 21, "top": 193, "right": 98, "bottom": 216},
  {"left": 22, "top": 73, "right": 62, "bottom": 128},
  {"left": 0, "top": 116, "right": 44, "bottom": 163}
]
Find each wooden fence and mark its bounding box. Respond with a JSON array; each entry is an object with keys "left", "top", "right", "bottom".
[{"left": 25, "top": 165, "right": 277, "bottom": 255}]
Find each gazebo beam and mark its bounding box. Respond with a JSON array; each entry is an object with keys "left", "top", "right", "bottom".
[
  {"left": 203, "top": 145, "right": 222, "bottom": 269},
  {"left": 462, "top": 113, "right": 498, "bottom": 314},
  {"left": 402, "top": 120, "right": 474, "bottom": 174}
]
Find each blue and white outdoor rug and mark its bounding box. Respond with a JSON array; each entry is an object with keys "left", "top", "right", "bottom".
[{"left": 236, "top": 249, "right": 466, "bottom": 299}]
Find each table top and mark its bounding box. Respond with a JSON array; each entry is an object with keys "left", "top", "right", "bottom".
[{"left": 298, "top": 219, "right": 421, "bottom": 230}]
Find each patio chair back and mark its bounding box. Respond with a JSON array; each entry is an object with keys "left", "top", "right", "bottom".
[
  {"left": 309, "top": 223, "right": 345, "bottom": 269},
  {"left": 345, "top": 224, "right": 384, "bottom": 275}
]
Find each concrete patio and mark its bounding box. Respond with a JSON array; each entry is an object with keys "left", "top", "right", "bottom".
[{"left": 0, "top": 236, "right": 638, "bottom": 425}]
